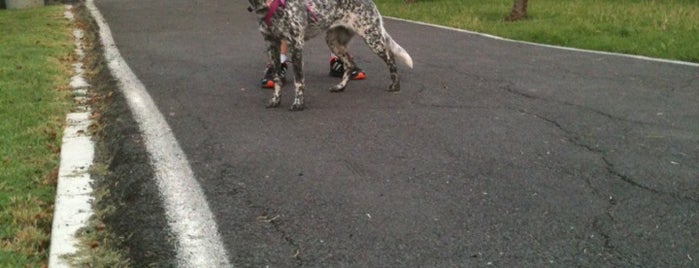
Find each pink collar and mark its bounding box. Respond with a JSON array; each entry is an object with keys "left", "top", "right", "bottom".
[
  {"left": 264, "top": 0, "right": 286, "bottom": 26},
  {"left": 264, "top": 0, "right": 317, "bottom": 27}
]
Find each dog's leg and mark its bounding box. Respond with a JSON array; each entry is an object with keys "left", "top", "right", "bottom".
[
  {"left": 325, "top": 27, "right": 355, "bottom": 92},
  {"left": 266, "top": 38, "right": 283, "bottom": 108},
  {"left": 359, "top": 27, "right": 400, "bottom": 92},
  {"left": 288, "top": 39, "right": 305, "bottom": 111}
]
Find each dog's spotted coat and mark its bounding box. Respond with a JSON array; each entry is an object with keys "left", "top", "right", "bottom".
[{"left": 248, "top": 0, "right": 413, "bottom": 110}]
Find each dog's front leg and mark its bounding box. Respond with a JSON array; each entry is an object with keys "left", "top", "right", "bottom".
[
  {"left": 266, "top": 38, "right": 283, "bottom": 108},
  {"left": 288, "top": 39, "right": 305, "bottom": 111}
]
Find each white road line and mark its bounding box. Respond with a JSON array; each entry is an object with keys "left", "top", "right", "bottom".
[
  {"left": 385, "top": 16, "right": 699, "bottom": 68},
  {"left": 85, "top": 1, "right": 231, "bottom": 267}
]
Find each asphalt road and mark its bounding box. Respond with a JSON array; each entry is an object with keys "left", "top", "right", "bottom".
[{"left": 93, "top": 0, "right": 699, "bottom": 266}]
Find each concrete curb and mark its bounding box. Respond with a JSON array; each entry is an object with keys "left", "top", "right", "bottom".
[{"left": 48, "top": 5, "right": 95, "bottom": 268}]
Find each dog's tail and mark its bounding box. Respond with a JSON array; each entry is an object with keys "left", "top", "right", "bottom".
[{"left": 386, "top": 33, "right": 414, "bottom": 69}]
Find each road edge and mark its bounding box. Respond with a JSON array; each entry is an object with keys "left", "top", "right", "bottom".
[
  {"left": 83, "top": 0, "right": 232, "bottom": 267},
  {"left": 384, "top": 16, "right": 699, "bottom": 68}
]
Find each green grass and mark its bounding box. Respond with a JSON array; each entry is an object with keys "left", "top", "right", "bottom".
[
  {"left": 0, "top": 5, "right": 74, "bottom": 267},
  {"left": 375, "top": 0, "right": 699, "bottom": 63}
]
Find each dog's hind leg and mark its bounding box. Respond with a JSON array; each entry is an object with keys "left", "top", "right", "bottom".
[
  {"left": 358, "top": 25, "right": 400, "bottom": 92},
  {"left": 266, "top": 38, "right": 283, "bottom": 108},
  {"left": 288, "top": 38, "right": 305, "bottom": 111},
  {"left": 325, "top": 27, "right": 355, "bottom": 92}
]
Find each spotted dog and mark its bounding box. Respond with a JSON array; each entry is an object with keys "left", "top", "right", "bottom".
[{"left": 248, "top": 0, "right": 413, "bottom": 111}]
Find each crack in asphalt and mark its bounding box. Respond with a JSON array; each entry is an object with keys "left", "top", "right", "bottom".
[
  {"left": 502, "top": 84, "right": 698, "bottom": 203},
  {"left": 591, "top": 213, "right": 620, "bottom": 263},
  {"left": 600, "top": 157, "right": 661, "bottom": 196},
  {"left": 413, "top": 80, "right": 691, "bottom": 203},
  {"left": 408, "top": 77, "right": 698, "bottom": 264},
  {"left": 521, "top": 108, "right": 698, "bottom": 203},
  {"left": 217, "top": 165, "right": 304, "bottom": 266},
  {"left": 217, "top": 163, "right": 306, "bottom": 266},
  {"left": 503, "top": 84, "right": 669, "bottom": 128},
  {"left": 268, "top": 219, "right": 304, "bottom": 266},
  {"left": 505, "top": 89, "right": 699, "bottom": 263}
]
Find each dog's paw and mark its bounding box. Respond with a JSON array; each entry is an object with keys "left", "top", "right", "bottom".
[
  {"left": 387, "top": 83, "right": 400, "bottom": 92},
  {"left": 289, "top": 103, "right": 305, "bottom": 111},
  {"left": 329, "top": 85, "right": 346, "bottom": 92},
  {"left": 289, "top": 97, "right": 304, "bottom": 111},
  {"left": 267, "top": 96, "right": 281, "bottom": 108}
]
